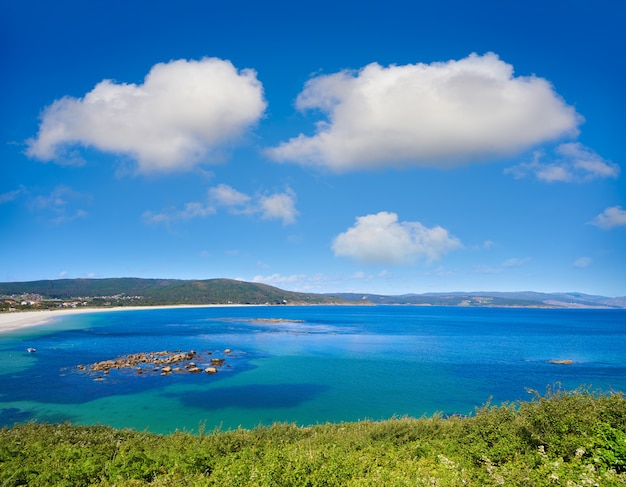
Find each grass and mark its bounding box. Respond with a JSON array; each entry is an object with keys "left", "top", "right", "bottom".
[{"left": 1, "top": 387, "right": 625, "bottom": 486}]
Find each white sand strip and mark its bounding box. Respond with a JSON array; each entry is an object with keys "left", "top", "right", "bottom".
[{"left": 0, "top": 304, "right": 249, "bottom": 334}]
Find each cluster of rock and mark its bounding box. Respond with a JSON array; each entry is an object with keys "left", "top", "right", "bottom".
[{"left": 77, "top": 349, "right": 231, "bottom": 377}]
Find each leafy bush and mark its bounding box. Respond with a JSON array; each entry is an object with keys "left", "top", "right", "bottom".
[{"left": 1, "top": 388, "right": 624, "bottom": 486}]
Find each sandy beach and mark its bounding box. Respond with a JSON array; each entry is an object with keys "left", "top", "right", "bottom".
[{"left": 0, "top": 305, "right": 246, "bottom": 334}]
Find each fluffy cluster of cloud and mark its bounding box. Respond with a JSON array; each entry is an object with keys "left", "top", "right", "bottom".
[
  {"left": 26, "top": 58, "right": 266, "bottom": 172},
  {"left": 505, "top": 143, "right": 619, "bottom": 182},
  {"left": 590, "top": 206, "right": 626, "bottom": 229},
  {"left": 332, "top": 212, "right": 462, "bottom": 265},
  {"left": 267, "top": 52, "right": 581, "bottom": 171},
  {"left": 143, "top": 184, "right": 298, "bottom": 225}
]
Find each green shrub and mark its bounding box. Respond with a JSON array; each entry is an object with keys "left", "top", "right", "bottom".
[{"left": 1, "top": 388, "right": 625, "bottom": 486}]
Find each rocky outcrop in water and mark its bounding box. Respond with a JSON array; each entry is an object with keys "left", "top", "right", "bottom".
[{"left": 77, "top": 349, "right": 232, "bottom": 377}]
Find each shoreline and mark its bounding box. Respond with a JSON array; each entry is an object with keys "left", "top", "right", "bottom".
[{"left": 0, "top": 304, "right": 249, "bottom": 334}]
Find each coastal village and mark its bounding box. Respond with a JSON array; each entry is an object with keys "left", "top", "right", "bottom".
[{"left": 1, "top": 293, "right": 144, "bottom": 312}]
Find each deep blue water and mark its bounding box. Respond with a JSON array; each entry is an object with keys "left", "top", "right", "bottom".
[{"left": 1, "top": 306, "right": 624, "bottom": 434}]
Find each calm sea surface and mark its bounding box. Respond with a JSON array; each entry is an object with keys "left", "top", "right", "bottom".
[{"left": 1, "top": 306, "right": 624, "bottom": 434}]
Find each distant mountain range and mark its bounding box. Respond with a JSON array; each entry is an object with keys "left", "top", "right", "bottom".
[
  {"left": 0, "top": 278, "right": 624, "bottom": 308},
  {"left": 327, "top": 291, "right": 626, "bottom": 309}
]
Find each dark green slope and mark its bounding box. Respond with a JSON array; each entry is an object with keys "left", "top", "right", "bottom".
[
  {"left": 0, "top": 278, "right": 179, "bottom": 299},
  {"left": 0, "top": 278, "right": 343, "bottom": 305},
  {"left": 140, "top": 278, "right": 341, "bottom": 305}
]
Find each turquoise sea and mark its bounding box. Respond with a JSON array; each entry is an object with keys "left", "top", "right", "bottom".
[{"left": 1, "top": 306, "right": 625, "bottom": 434}]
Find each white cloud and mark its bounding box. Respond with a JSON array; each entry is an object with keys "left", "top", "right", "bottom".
[
  {"left": 144, "top": 184, "right": 298, "bottom": 225},
  {"left": 506, "top": 143, "right": 619, "bottom": 182},
  {"left": 259, "top": 189, "right": 298, "bottom": 225},
  {"left": 266, "top": 52, "right": 580, "bottom": 171},
  {"left": 27, "top": 58, "right": 266, "bottom": 173},
  {"left": 590, "top": 206, "right": 626, "bottom": 229},
  {"left": 573, "top": 257, "right": 592, "bottom": 268},
  {"left": 332, "top": 211, "right": 462, "bottom": 265},
  {"left": 210, "top": 184, "right": 298, "bottom": 224},
  {"left": 209, "top": 184, "right": 251, "bottom": 207}
]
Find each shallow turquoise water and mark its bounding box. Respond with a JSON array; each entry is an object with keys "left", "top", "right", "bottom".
[{"left": 1, "top": 306, "right": 624, "bottom": 433}]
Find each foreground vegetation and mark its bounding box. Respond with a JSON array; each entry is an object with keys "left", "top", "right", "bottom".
[{"left": 1, "top": 388, "right": 625, "bottom": 486}]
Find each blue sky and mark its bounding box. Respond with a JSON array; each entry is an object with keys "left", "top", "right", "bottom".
[{"left": 2, "top": 0, "right": 625, "bottom": 296}]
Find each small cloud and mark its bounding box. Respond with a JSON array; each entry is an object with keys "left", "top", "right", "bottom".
[
  {"left": 52, "top": 209, "right": 88, "bottom": 225},
  {"left": 143, "top": 209, "right": 174, "bottom": 225},
  {"left": 267, "top": 52, "right": 580, "bottom": 171},
  {"left": 0, "top": 185, "right": 26, "bottom": 203},
  {"left": 259, "top": 189, "right": 298, "bottom": 225},
  {"left": 30, "top": 185, "right": 79, "bottom": 210},
  {"left": 29, "top": 186, "right": 89, "bottom": 224},
  {"left": 482, "top": 240, "right": 496, "bottom": 249},
  {"left": 505, "top": 143, "right": 619, "bottom": 183},
  {"left": 27, "top": 58, "right": 266, "bottom": 173},
  {"left": 180, "top": 202, "right": 214, "bottom": 219},
  {"left": 590, "top": 206, "right": 626, "bottom": 229},
  {"left": 332, "top": 211, "right": 462, "bottom": 265},
  {"left": 142, "top": 202, "right": 215, "bottom": 225},
  {"left": 209, "top": 184, "right": 251, "bottom": 207},
  {"left": 251, "top": 273, "right": 307, "bottom": 286},
  {"left": 502, "top": 257, "right": 531, "bottom": 267},
  {"left": 473, "top": 265, "right": 502, "bottom": 275},
  {"left": 573, "top": 257, "right": 592, "bottom": 268}
]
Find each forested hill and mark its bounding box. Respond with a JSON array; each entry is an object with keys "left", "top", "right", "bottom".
[
  {"left": 0, "top": 278, "right": 344, "bottom": 306},
  {"left": 1, "top": 278, "right": 624, "bottom": 308}
]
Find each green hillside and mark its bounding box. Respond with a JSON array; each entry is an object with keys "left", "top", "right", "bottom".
[
  {"left": 0, "top": 278, "right": 344, "bottom": 306},
  {"left": 1, "top": 278, "right": 624, "bottom": 308}
]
